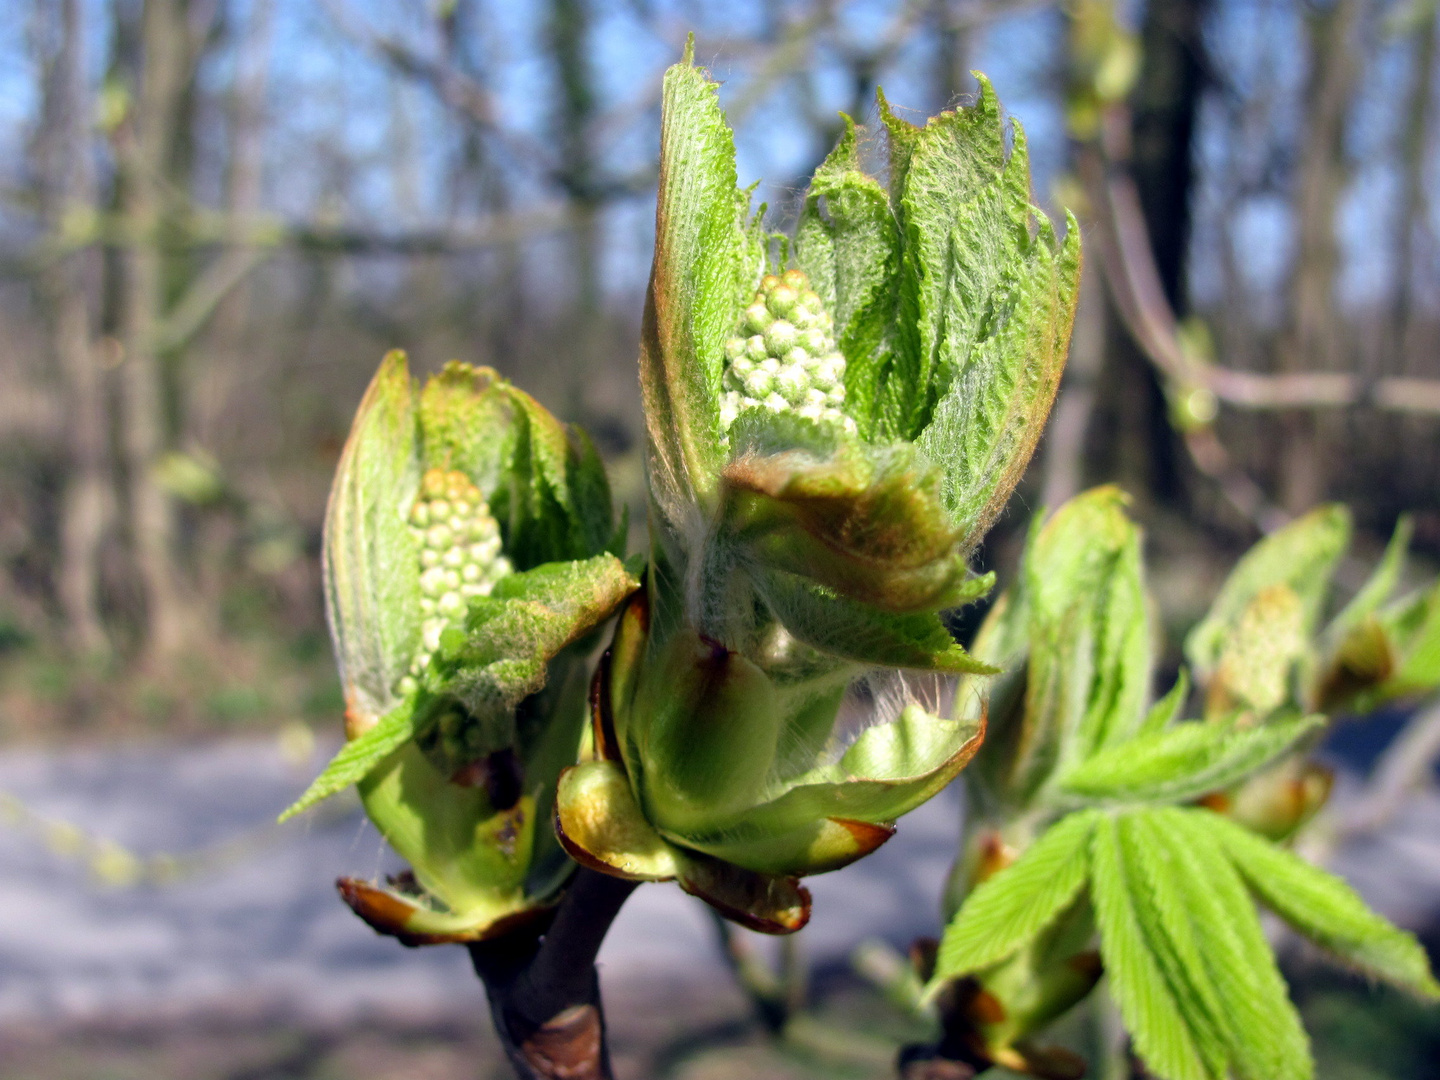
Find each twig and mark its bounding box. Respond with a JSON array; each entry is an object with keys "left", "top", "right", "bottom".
[
  {"left": 1077, "top": 114, "right": 1290, "bottom": 533},
  {"left": 154, "top": 245, "right": 271, "bottom": 353},
  {"left": 1083, "top": 104, "right": 1440, "bottom": 416},
  {"left": 469, "top": 868, "right": 637, "bottom": 1080}
]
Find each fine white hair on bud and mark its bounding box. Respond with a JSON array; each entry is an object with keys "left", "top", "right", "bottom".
[
  {"left": 720, "top": 269, "right": 855, "bottom": 434},
  {"left": 396, "top": 467, "right": 512, "bottom": 694}
]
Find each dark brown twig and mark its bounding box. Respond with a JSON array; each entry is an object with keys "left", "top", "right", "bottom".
[{"left": 469, "top": 868, "right": 638, "bottom": 1080}]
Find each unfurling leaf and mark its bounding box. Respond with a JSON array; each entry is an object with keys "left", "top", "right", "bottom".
[
  {"left": 584, "top": 45, "right": 1081, "bottom": 933},
  {"left": 1208, "top": 810, "right": 1440, "bottom": 997},
  {"left": 1057, "top": 714, "right": 1323, "bottom": 805},
  {"left": 1185, "top": 505, "right": 1350, "bottom": 680},
  {"left": 1091, "top": 813, "right": 1218, "bottom": 1080},
  {"left": 932, "top": 809, "right": 1099, "bottom": 982}
]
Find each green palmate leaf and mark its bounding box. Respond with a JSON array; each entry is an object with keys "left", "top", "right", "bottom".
[
  {"left": 793, "top": 114, "right": 901, "bottom": 434},
  {"left": 756, "top": 568, "right": 994, "bottom": 673},
  {"left": 281, "top": 697, "right": 418, "bottom": 821},
  {"left": 1324, "top": 516, "right": 1412, "bottom": 650},
  {"left": 1125, "top": 810, "right": 1311, "bottom": 1080},
  {"left": 1207, "top": 810, "right": 1440, "bottom": 996},
  {"left": 1091, "top": 814, "right": 1219, "bottom": 1080},
  {"left": 640, "top": 39, "right": 759, "bottom": 520},
  {"left": 1141, "top": 669, "right": 1190, "bottom": 735},
  {"left": 1057, "top": 714, "right": 1323, "bottom": 805},
  {"left": 981, "top": 488, "right": 1151, "bottom": 802},
  {"left": 932, "top": 808, "right": 1100, "bottom": 982},
  {"left": 323, "top": 351, "right": 423, "bottom": 724},
  {"left": 1186, "top": 505, "right": 1351, "bottom": 679}
]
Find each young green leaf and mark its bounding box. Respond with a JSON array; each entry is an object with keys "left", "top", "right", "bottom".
[
  {"left": 323, "top": 351, "right": 423, "bottom": 726},
  {"left": 1057, "top": 714, "right": 1323, "bottom": 805},
  {"left": 911, "top": 116, "right": 1081, "bottom": 542},
  {"left": 980, "top": 487, "right": 1151, "bottom": 803},
  {"left": 640, "top": 40, "right": 758, "bottom": 519},
  {"left": 1149, "top": 808, "right": 1311, "bottom": 1080},
  {"left": 931, "top": 808, "right": 1100, "bottom": 983},
  {"left": 1323, "top": 515, "right": 1412, "bottom": 651},
  {"left": 1140, "top": 669, "right": 1190, "bottom": 735},
  {"left": 1090, "top": 814, "right": 1221, "bottom": 1080},
  {"left": 1185, "top": 505, "right": 1351, "bottom": 679},
  {"left": 435, "top": 555, "right": 638, "bottom": 724},
  {"left": 757, "top": 568, "right": 995, "bottom": 673},
  {"left": 1206, "top": 810, "right": 1440, "bottom": 997},
  {"left": 793, "top": 114, "right": 901, "bottom": 435},
  {"left": 280, "top": 697, "right": 418, "bottom": 821}
]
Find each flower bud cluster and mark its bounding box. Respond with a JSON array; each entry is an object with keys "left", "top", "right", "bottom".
[
  {"left": 398, "top": 467, "right": 511, "bottom": 693},
  {"left": 720, "top": 269, "right": 852, "bottom": 432}
]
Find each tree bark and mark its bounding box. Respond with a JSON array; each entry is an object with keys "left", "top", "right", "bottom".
[
  {"left": 1091, "top": 0, "right": 1208, "bottom": 506},
  {"left": 1391, "top": 6, "right": 1436, "bottom": 367},
  {"left": 38, "top": 0, "right": 111, "bottom": 656},
  {"left": 469, "top": 869, "right": 636, "bottom": 1080},
  {"left": 1281, "top": 0, "right": 1364, "bottom": 513},
  {"left": 115, "top": 0, "right": 193, "bottom": 661}
]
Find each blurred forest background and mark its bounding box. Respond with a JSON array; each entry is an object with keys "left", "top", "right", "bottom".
[
  {"left": 1, "top": 2, "right": 1439, "bottom": 1078},
  {"left": 0, "top": 0, "right": 1437, "bottom": 737}
]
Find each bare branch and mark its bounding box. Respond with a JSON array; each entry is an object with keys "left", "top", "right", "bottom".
[{"left": 1083, "top": 104, "right": 1440, "bottom": 417}]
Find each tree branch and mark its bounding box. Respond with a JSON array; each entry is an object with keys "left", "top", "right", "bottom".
[
  {"left": 469, "top": 868, "right": 637, "bottom": 1080},
  {"left": 1082, "top": 104, "right": 1440, "bottom": 417}
]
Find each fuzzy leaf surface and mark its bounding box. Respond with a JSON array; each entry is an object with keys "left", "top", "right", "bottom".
[
  {"left": 1186, "top": 505, "right": 1351, "bottom": 678},
  {"left": 1209, "top": 810, "right": 1440, "bottom": 996},
  {"left": 932, "top": 808, "right": 1100, "bottom": 981},
  {"left": 757, "top": 568, "right": 994, "bottom": 672},
  {"left": 723, "top": 413, "right": 972, "bottom": 612},
  {"left": 640, "top": 48, "right": 757, "bottom": 522},
  {"left": 323, "top": 352, "right": 422, "bottom": 726},
  {"left": 1090, "top": 814, "right": 1219, "bottom": 1080},
  {"left": 435, "top": 555, "right": 639, "bottom": 723},
  {"left": 906, "top": 93, "right": 1081, "bottom": 543},
  {"left": 1057, "top": 714, "right": 1323, "bottom": 805},
  {"left": 281, "top": 698, "right": 417, "bottom": 820},
  {"left": 793, "top": 115, "right": 901, "bottom": 433}
]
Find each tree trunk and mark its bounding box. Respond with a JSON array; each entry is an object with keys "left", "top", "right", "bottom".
[
  {"left": 38, "top": 0, "right": 111, "bottom": 656},
  {"left": 1391, "top": 6, "right": 1436, "bottom": 367},
  {"left": 1091, "top": 0, "right": 1208, "bottom": 505},
  {"left": 1281, "top": 0, "right": 1363, "bottom": 513},
  {"left": 115, "top": 0, "right": 192, "bottom": 661}
]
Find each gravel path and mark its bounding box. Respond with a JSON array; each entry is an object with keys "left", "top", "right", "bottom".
[{"left": 0, "top": 736, "right": 1436, "bottom": 1027}]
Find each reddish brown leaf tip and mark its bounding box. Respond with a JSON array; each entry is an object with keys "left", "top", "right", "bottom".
[
  {"left": 834, "top": 817, "right": 898, "bottom": 857},
  {"left": 551, "top": 803, "right": 659, "bottom": 883},
  {"left": 335, "top": 877, "right": 550, "bottom": 947}
]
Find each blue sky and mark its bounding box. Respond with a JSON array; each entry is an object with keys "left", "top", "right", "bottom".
[{"left": 1, "top": 0, "right": 1432, "bottom": 318}]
